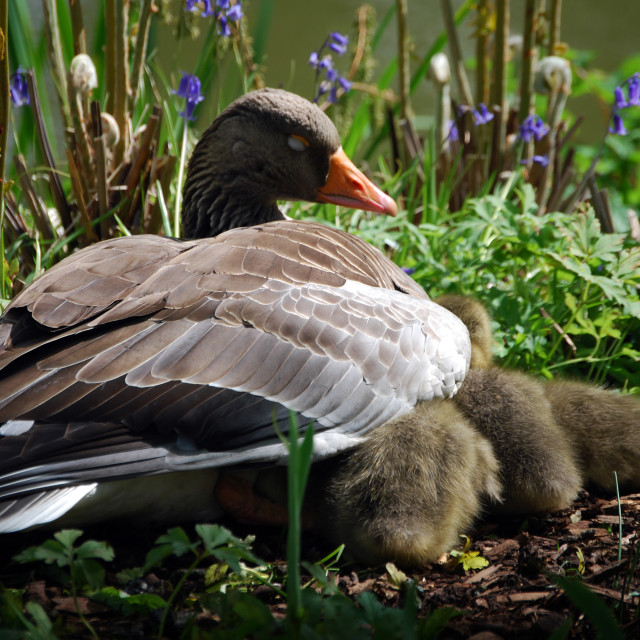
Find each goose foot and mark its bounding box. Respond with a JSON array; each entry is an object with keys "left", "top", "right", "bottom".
[{"left": 214, "top": 472, "right": 317, "bottom": 529}]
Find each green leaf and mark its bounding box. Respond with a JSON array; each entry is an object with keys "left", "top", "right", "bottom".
[
  {"left": 552, "top": 575, "right": 625, "bottom": 640},
  {"left": 155, "top": 526, "right": 197, "bottom": 557},
  {"left": 53, "top": 529, "right": 83, "bottom": 554},
  {"left": 75, "top": 539, "right": 115, "bottom": 563},
  {"left": 91, "top": 587, "right": 166, "bottom": 616}
]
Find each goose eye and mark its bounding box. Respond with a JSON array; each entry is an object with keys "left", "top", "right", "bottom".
[{"left": 287, "top": 134, "right": 309, "bottom": 152}]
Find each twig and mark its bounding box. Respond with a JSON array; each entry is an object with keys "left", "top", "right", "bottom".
[
  {"left": 123, "top": 105, "right": 162, "bottom": 227},
  {"left": 347, "top": 5, "right": 370, "bottom": 81},
  {"left": 627, "top": 209, "right": 640, "bottom": 243},
  {"left": 13, "top": 154, "right": 53, "bottom": 240},
  {"left": 540, "top": 306, "right": 576, "bottom": 355},
  {"left": 587, "top": 176, "right": 613, "bottom": 233},
  {"left": 65, "top": 146, "right": 96, "bottom": 244},
  {"left": 91, "top": 102, "right": 109, "bottom": 239}
]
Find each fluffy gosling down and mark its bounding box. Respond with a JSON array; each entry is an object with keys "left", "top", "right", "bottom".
[{"left": 312, "top": 294, "right": 640, "bottom": 567}]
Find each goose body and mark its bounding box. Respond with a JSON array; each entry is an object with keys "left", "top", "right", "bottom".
[{"left": 0, "top": 89, "right": 470, "bottom": 532}]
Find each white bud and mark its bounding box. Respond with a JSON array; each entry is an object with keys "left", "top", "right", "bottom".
[
  {"left": 100, "top": 112, "right": 120, "bottom": 147},
  {"left": 535, "top": 56, "right": 572, "bottom": 94},
  {"left": 70, "top": 54, "right": 98, "bottom": 94},
  {"left": 429, "top": 53, "right": 451, "bottom": 86}
]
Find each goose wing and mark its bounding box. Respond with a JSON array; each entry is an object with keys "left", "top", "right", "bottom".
[{"left": 0, "top": 221, "right": 469, "bottom": 530}]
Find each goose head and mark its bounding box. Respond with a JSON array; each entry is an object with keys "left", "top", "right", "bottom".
[{"left": 181, "top": 88, "right": 397, "bottom": 238}]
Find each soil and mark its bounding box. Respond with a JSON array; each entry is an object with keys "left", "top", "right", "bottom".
[{"left": 1, "top": 489, "right": 639, "bottom": 639}]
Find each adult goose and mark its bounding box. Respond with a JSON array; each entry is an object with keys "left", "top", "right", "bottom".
[{"left": 0, "top": 89, "right": 470, "bottom": 532}]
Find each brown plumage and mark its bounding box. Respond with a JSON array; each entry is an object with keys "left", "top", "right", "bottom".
[{"left": 0, "top": 89, "right": 471, "bottom": 533}]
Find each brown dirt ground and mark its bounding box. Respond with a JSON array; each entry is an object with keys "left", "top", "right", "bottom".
[{"left": 1, "top": 489, "right": 639, "bottom": 639}]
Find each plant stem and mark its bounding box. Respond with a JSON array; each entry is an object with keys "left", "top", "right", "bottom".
[
  {"left": 518, "top": 0, "right": 538, "bottom": 124},
  {"left": 68, "top": 0, "right": 87, "bottom": 55},
  {"left": 157, "top": 553, "right": 203, "bottom": 640},
  {"left": 548, "top": 0, "right": 562, "bottom": 55},
  {"left": 105, "top": 0, "right": 116, "bottom": 113},
  {"left": 396, "top": 0, "right": 412, "bottom": 122},
  {"left": 131, "top": 0, "right": 153, "bottom": 106},
  {"left": 0, "top": 0, "right": 8, "bottom": 300},
  {"left": 71, "top": 580, "right": 98, "bottom": 640},
  {"left": 174, "top": 120, "right": 189, "bottom": 237},
  {"left": 440, "top": 0, "right": 473, "bottom": 106},
  {"left": 490, "top": 0, "right": 508, "bottom": 172},
  {"left": 41, "top": 0, "right": 71, "bottom": 127},
  {"left": 286, "top": 414, "right": 303, "bottom": 635},
  {"left": 113, "top": 0, "right": 129, "bottom": 166},
  {"left": 475, "top": 0, "right": 489, "bottom": 105}
]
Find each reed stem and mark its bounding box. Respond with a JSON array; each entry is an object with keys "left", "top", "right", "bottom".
[
  {"left": 440, "top": 0, "right": 473, "bottom": 106},
  {"left": 518, "top": 0, "right": 538, "bottom": 124},
  {"left": 490, "top": 0, "right": 509, "bottom": 173},
  {"left": 396, "top": 0, "right": 412, "bottom": 121},
  {"left": 68, "top": 0, "right": 87, "bottom": 55},
  {"left": 131, "top": 0, "right": 153, "bottom": 105},
  {"left": 41, "top": 0, "right": 71, "bottom": 127},
  {"left": 548, "top": 0, "right": 562, "bottom": 54}
]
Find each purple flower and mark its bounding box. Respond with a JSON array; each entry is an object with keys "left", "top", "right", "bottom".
[
  {"left": 218, "top": 14, "right": 230, "bottom": 37},
  {"left": 519, "top": 114, "right": 549, "bottom": 142},
  {"left": 173, "top": 72, "right": 204, "bottom": 121},
  {"left": 329, "top": 41, "right": 347, "bottom": 56},
  {"left": 473, "top": 103, "right": 494, "bottom": 126},
  {"left": 627, "top": 75, "right": 640, "bottom": 106},
  {"left": 614, "top": 86, "right": 628, "bottom": 110},
  {"left": 186, "top": 0, "right": 242, "bottom": 36},
  {"left": 520, "top": 154, "right": 549, "bottom": 167},
  {"left": 308, "top": 31, "right": 352, "bottom": 104},
  {"left": 448, "top": 120, "right": 459, "bottom": 142},
  {"left": 330, "top": 32, "right": 349, "bottom": 46},
  {"left": 402, "top": 267, "right": 416, "bottom": 275},
  {"left": 10, "top": 68, "right": 30, "bottom": 107},
  {"left": 226, "top": 3, "right": 243, "bottom": 21},
  {"left": 338, "top": 76, "right": 352, "bottom": 92},
  {"left": 609, "top": 113, "right": 627, "bottom": 136},
  {"left": 328, "top": 32, "right": 349, "bottom": 57}
]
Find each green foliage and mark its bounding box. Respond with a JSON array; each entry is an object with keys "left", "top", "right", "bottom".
[
  {"left": 449, "top": 536, "right": 490, "bottom": 571},
  {"left": 90, "top": 586, "right": 166, "bottom": 616},
  {"left": 14, "top": 529, "right": 114, "bottom": 591},
  {"left": 552, "top": 575, "right": 626, "bottom": 640}
]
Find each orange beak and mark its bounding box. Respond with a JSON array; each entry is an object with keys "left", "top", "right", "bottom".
[{"left": 316, "top": 148, "right": 397, "bottom": 216}]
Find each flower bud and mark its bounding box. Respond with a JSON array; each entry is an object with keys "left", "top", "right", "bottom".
[
  {"left": 534, "top": 56, "right": 572, "bottom": 95},
  {"left": 70, "top": 54, "right": 98, "bottom": 94},
  {"left": 429, "top": 53, "right": 451, "bottom": 86}
]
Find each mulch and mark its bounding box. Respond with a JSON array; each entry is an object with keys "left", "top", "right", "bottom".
[{"left": 1, "top": 489, "right": 638, "bottom": 639}]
